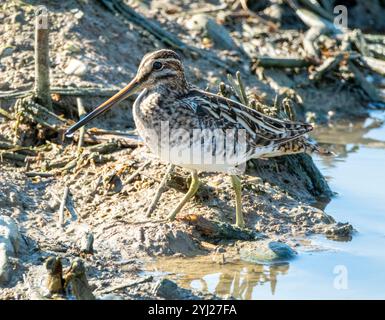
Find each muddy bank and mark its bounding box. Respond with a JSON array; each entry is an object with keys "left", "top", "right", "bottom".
[
  {"left": 0, "top": 141, "right": 352, "bottom": 299},
  {"left": 2, "top": 0, "right": 384, "bottom": 299},
  {"left": 1, "top": 0, "right": 384, "bottom": 122}
]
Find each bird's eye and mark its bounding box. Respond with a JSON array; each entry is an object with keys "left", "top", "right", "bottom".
[{"left": 152, "top": 61, "right": 163, "bottom": 70}]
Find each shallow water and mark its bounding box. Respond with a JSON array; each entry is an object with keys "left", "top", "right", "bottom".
[{"left": 146, "top": 110, "right": 385, "bottom": 300}]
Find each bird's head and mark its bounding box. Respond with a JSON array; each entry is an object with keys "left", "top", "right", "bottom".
[
  {"left": 65, "top": 49, "right": 186, "bottom": 137},
  {"left": 136, "top": 49, "right": 186, "bottom": 88}
]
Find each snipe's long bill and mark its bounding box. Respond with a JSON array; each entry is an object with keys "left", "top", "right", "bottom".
[
  {"left": 65, "top": 49, "right": 327, "bottom": 228},
  {"left": 65, "top": 80, "right": 141, "bottom": 137}
]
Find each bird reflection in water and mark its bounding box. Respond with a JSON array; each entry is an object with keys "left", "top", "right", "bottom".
[
  {"left": 213, "top": 264, "right": 289, "bottom": 299},
  {"left": 312, "top": 115, "right": 385, "bottom": 169},
  {"left": 146, "top": 256, "right": 290, "bottom": 299}
]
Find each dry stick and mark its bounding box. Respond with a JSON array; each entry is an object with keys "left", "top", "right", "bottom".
[
  {"left": 298, "top": 0, "right": 334, "bottom": 22},
  {"left": 146, "top": 164, "right": 175, "bottom": 218},
  {"left": 227, "top": 74, "right": 243, "bottom": 103},
  {"left": 308, "top": 35, "right": 351, "bottom": 82},
  {"left": 286, "top": 0, "right": 334, "bottom": 27},
  {"left": 348, "top": 61, "right": 382, "bottom": 102},
  {"left": 126, "top": 160, "right": 152, "bottom": 184},
  {"left": 368, "top": 43, "right": 385, "bottom": 60},
  {"left": 65, "top": 194, "right": 79, "bottom": 221},
  {"left": 80, "top": 232, "right": 94, "bottom": 254},
  {"left": 236, "top": 71, "right": 249, "bottom": 106},
  {"left": 14, "top": 92, "right": 66, "bottom": 130},
  {"left": 34, "top": 7, "right": 52, "bottom": 111},
  {"left": 255, "top": 56, "right": 312, "bottom": 68},
  {"left": 58, "top": 186, "right": 69, "bottom": 228},
  {"left": 0, "top": 90, "right": 29, "bottom": 100},
  {"left": 350, "top": 29, "right": 370, "bottom": 57},
  {"left": 227, "top": 72, "right": 249, "bottom": 106},
  {"left": 0, "top": 151, "right": 27, "bottom": 162},
  {"left": 24, "top": 158, "right": 32, "bottom": 172},
  {"left": 0, "top": 142, "right": 37, "bottom": 153},
  {"left": 25, "top": 172, "right": 55, "bottom": 178},
  {"left": 97, "top": 276, "right": 153, "bottom": 295},
  {"left": 87, "top": 141, "right": 122, "bottom": 154},
  {"left": 286, "top": 1, "right": 336, "bottom": 58},
  {"left": 282, "top": 98, "right": 297, "bottom": 121},
  {"left": 181, "top": 214, "right": 264, "bottom": 240},
  {"left": 76, "top": 98, "right": 86, "bottom": 153},
  {"left": 189, "top": 3, "right": 227, "bottom": 14},
  {"left": 139, "top": 172, "right": 187, "bottom": 193},
  {"left": 0, "top": 87, "right": 119, "bottom": 100},
  {"left": 89, "top": 176, "right": 103, "bottom": 197},
  {"left": 0, "top": 106, "right": 14, "bottom": 120},
  {"left": 360, "top": 56, "right": 385, "bottom": 77},
  {"left": 309, "top": 53, "right": 344, "bottom": 81},
  {"left": 364, "top": 34, "right": 385, "bottom": 44},
  {"left": 73, "top": 133, "right": 141, "bottom": 148},
  {"left": 304, "top": 27, "right": 326, "bottom": 58},
  {"left": 238, "top": 0, "right": 278, "bottom": 30},
  {"left": 88, "top": 128, "right": 137, "bottom": 136}
]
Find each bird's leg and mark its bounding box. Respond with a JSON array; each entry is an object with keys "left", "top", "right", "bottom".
[
  {"left": 146, "top": 164, "right": 175, "bottom": 217},
  {"left": 167, "top": 169, "right": 200, "bottom": 221},
  {"left": 230, "top": 175, "right": 245, "bottom": 228}
]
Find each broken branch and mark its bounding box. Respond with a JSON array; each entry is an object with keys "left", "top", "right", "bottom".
[
  {"left": 76, "top": 98, "right": 86, "bottom": 152},
  {"left": 58, "top": 185, "right": 70, "bottom": 228},
  {"left": 34, "top": 6, "right": 52, "bottom": 110}
]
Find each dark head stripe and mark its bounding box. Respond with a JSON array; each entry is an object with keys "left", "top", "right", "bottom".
[
  {"left": 139, "top": 49, "right": 181, "bottom": 68},
  {"left": 162, "top": 59, "right": 183, "bottom": 70},
  {"left": 152, "top": 49, "right": 181, "bottom": 61}
]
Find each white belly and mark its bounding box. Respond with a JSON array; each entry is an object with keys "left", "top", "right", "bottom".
[
  {"left": 133, "top": 89, "right": 275, "bottom": 174},
  {"left": 134, "top": 126, "right": 254, "bottom": 174}
]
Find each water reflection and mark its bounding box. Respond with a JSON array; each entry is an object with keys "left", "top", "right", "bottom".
[
  {"left": 315, "top": 121, "right": 384, "bottom": 147},
  {"left": 312, "top": 113, "right": 385, "bottom": 169},
  {"left": 147, "top": 256, "right": 290, "bottom": 299},
  {"left": 212, "top": 263, "right": 289, "bottom": 298}
]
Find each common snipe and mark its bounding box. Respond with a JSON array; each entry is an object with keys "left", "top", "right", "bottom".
[{"left": 66, "top": 49, "right": 326, "bottom": 228}]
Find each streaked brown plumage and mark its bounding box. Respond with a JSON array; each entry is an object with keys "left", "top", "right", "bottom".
[{"left": 65, "top": 49, "right": 329, "bottom": 228}]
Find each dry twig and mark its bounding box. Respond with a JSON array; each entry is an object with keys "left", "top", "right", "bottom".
[
  {"left": 76, "top": 98, "right": 86, "bottom": 152},
  {"left": 126, "top": 160, "right": 152, "bottom": 184},
  {"left": 34, "top": 6, "right": 52, "bottom": 110},
  {"left": 58, "top": 186, "right": 70, "bottom": 228},
  {"left": 97, "top": 276, "right": 153, "bottom": 295}
]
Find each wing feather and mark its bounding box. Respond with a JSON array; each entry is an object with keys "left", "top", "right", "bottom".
[{"left": 182, "top": 89, "right": 312, "bottom": 148}]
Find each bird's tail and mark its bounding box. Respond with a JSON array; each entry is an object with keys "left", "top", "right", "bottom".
[
  {"left": 307, "top": 141, "right": 335, "bottom": 156},
  {"left": 265, "top": 137, "right": 334, "bottom": 157}
]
